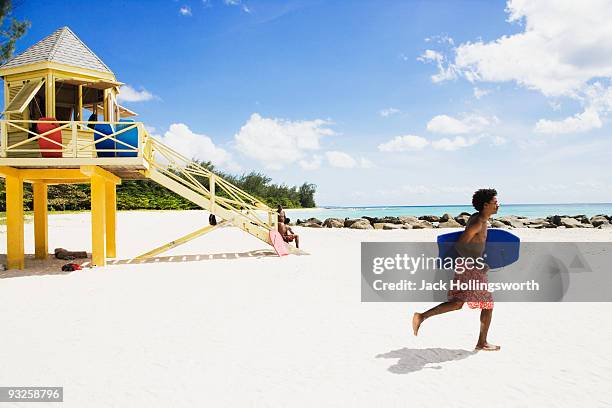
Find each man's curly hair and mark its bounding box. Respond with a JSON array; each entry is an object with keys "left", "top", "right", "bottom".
[{"left": 472, "top": 188, "right": 497, "bottom": 212}]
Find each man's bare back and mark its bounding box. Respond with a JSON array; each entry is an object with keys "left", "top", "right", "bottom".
[{"left": 456, "top": 213, "right": 488, "bottom": 259}]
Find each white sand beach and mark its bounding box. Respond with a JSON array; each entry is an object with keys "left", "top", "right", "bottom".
[{"left": 1, "top": 210, "right": 611, "bottom": 407}]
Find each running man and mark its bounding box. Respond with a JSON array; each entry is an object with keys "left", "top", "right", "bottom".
[{"left": 412, "top": 188, "right": 501, "bottom": 351}]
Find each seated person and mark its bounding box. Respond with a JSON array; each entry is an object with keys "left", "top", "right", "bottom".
[{"left": 278, "top": 217, "right": 299, "bottom": 248}]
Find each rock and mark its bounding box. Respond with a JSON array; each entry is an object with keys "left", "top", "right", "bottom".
[
  {"left": 440, "top": 213, "right": 452, "bottom": 222},
  {"left": 590, "top": 215, "right": 609, "bottom": 227},
  {"left": 401, "top": 224, "right": 413, "bottom": 229},
  {"left": 363, "top": 216, "right": 402, "bottom": 225},
  {"left": 458, "top": 212, "right": 471, "bottom": 217},
  {"left": 454, "top": 214, "right": 471, "bottom": 226},
  {"left": 527, "top": 222, "right": 557, "bottom": 229},
  {"left": 419, "top": 215, "right": 439, "bottom": 222},
  {"left": 412, "top": 220, "right": 434, "bottom": 229},
  {"left": 598, "top": 223, "right": 612, "bottom": 229},
  {"left": 550, "top": 215, "right": 562, "bottom": 226},
  {"left": 300, "top": 221, "right": 322, "bottom": 228},
  {"left": 297, "top": 217, "right": 322, "bottom": 226},
  {"left": 438, "top": 219, "right": 462, "bottom": 228},
  {"left": 496, "top": 216, "right": 525, "bottom": 228},
  {"left": 541, "top": 222, "right": 557, "bottom": 228},
  {"left": 362, "top": 216, "right": 379, "bottom": 225},
  {"left": 523, "top": 218, "right": 547, "bottom": 225},
  {"left": 399, "top": 216, "right": 419, "bottom": 224},
  {"left": 344, "top": 218, "right": 362, "bottom": 227},
  {"left": 560, "top": 217, "right": 584, "bottom": 228},
  {"left": 374, "top": 223, "right": 403, "bottom": 230},
  {"left": 490, "top": 220, "right": 507, "bottom": 228},
  {"left": 350, "top": 219, "right": 374, "bottom": 229},
  {"left": 322, "top": 218, "right": 344, "bottom": 228}
]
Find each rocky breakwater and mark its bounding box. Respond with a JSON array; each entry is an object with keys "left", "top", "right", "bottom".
[{"left": 294, "top": 213, "right": 612, "bottom": 230}]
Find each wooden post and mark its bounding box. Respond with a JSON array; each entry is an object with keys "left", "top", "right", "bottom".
[
  {"left": 103, "top": 89, "right": 109, "bottom": 121},
  {"left": 1, "top": 121, "right": 7, "bottom": 158},
  {"left": 77, "top": 85, "right": 83, "bottom": 121},
  {"left": 6, "top": 173, "right": 24, "bottom": 269},
  {"left": 90, "top": 173, "right": 107, "bottom": 266},
  {"left": 33, "top": 183, "right": 48, "bottom": 259},
  {"left": 45, "top": 73, "right": 54, "bottom": 118},
  {"left": 209, "top": 174, "right": 215, "bottom": 212},
  {"left": 105, "top": 180, "right": 117, "bottom": 258}
]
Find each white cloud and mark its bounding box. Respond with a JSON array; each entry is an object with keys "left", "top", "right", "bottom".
[
  {"left": 299, "top": 155, "right": 322, "bottom": 170},
  {"left": 422, "top": 0, "right": 612, "bottom": 134},
  {"left": 534, "top": 108, "right": 602, "bottom": 134},
  {"left": 473, "top": 87, "right": 490, "bottom": 99},
  {"left": 117, "top": 85, "right": 156, "bottom": 103},
  {"left": 432, "top": 1, "right": 612, "bottom": 97},
  {"left": 490, "top": 135, "right": 507, "bottom": 146},
  {"left": 379, "top": 107, "right": 400, "bottom": 117},
  {"left": 431, "top": 136, "right": 479, "bottom": 151},
  {"left": 159, "top": 123, "right": 240, "bottom": 172},
  {"left": 378, "top": 134, "right": 429, "bottom": 152},
  {"left": 418, "top": 49, "right": 444, "bottom": 64},
  {"left": 234, "top": 113, "right": 334, "bottom": 170},
  {"left": 326, "top": 151, "right": 356, "bottom": 168},
  {"left": 424, "top": 35, "right": 455, "bottom": 46},
  {"left": 325, "top": 151, "right": 373, "bottom": 169},
  {"left": 378, "top": 132, "right": 484, "bottom": 153},
  {"left": 224, "top": 0, "right": 250, "bottom": 12},
  {"left": 427, "top": 113, "right": 496, "bottom": 134},
  {"left": 179, "top": 5, "right": 192, "bottom": 16},
  {"left": 418, "top": 49, "right": 456, "bottom": 82},
  {"left": 360, "top": 157, "right": 374, "bottom": 169}
]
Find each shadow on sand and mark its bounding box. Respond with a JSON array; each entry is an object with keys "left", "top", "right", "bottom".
[
  {"left": 0, "top": 248, "right": 309, "bottom": 279},
  {"left": 376, "top": 347, "right": 477, "bottom": 374},
  {"left": 110, "top": 249, "right": 281, "bottom": 265}
]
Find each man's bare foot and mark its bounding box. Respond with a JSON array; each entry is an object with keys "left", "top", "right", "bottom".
[
  {"left": 412, "top": 313, "right": 424, "bottom": 336},
  {"left": 475, "top": 342, "right": 501, "bottom": 351}
]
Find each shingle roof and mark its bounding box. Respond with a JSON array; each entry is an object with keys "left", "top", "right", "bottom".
[{"left": 0, "top": 26, "right": 113, "bottom": 74}]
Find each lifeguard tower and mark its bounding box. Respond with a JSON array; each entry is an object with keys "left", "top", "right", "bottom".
[{"left": 0, "top": 27, "right": 280, "bottom": 270}]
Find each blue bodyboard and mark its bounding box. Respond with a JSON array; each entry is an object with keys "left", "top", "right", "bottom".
[{"left": 437, "top": 228, "right": 520, "bottom": 269}]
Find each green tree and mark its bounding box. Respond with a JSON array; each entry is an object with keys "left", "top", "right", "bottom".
[
  {"left": 0, "top": 0, "right": 30, "bottom": 65},
  {"left": 298, "top": 182, "right": 316, "bottom": 208}
]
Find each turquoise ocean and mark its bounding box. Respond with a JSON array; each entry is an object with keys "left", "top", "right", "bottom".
[{"left": 284, "top": 203, "right": 612, "bottom": 222}]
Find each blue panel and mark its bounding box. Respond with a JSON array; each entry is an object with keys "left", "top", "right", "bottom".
[
  {"left": 93, "top": 123, "right": 116, "bottom": 157},
  {"left": 115, "top": 119, "right": 138, "bottom": 157}
]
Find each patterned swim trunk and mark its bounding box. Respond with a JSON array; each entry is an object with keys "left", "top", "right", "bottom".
[{"left": 447, "top": 264, "right": 494, "bottom": 309}]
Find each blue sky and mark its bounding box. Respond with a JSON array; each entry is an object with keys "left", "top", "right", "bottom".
[{"left": 7, "top": 0, "right": 612, "bottom": 206}]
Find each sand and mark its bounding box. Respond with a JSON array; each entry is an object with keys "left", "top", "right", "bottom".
[{"left": 0, "top": 210, "right": 611, "bottom": 407}]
